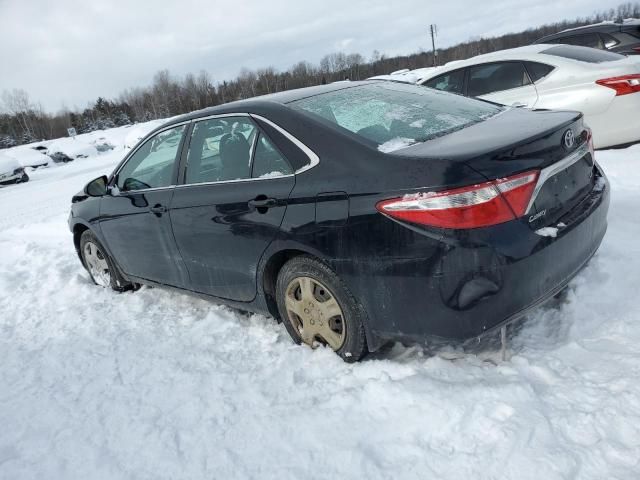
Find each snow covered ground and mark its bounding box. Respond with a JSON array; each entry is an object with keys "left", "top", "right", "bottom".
[{"left": 0, "top": 123, "right": 639, "bottom": 479}]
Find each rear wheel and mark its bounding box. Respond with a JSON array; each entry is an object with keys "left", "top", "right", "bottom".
[
  {"left": 20, "top": 173, "right": 29, "bottom": 183},
  {"left": 276, "top": 256, "right": 367, "bottom": 362},
  {"left": 79, "top": 230, "right": 134, "bottom": 291}
]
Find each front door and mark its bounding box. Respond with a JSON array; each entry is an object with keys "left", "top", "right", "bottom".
[
  {"left": 169, "top": 115, "right": 295, "bottom": 301},
  {"left": 99, "top": 123, "right": 190, "bottom": 288}
]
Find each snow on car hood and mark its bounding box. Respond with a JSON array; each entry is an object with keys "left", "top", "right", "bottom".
[{"left": 0, "top": 153, "right": 22, "bottom": 173}]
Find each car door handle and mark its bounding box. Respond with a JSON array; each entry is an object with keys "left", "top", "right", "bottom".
[
  {"left": 150, "top": 204, "right": 167, "bottom": 215},
  {"left": 248, "top": 197, "right": 277, "bottom": 209}
]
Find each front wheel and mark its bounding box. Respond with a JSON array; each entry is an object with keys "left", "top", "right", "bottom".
[
  {"left": 79, "top": 230, "right": 134, "bottom": 291},
  {"left": 20, "top": 173, "right": 29, "bottom": 183},
  {"left": 276, "top": 256, "right": 368, "bottom": 362}
]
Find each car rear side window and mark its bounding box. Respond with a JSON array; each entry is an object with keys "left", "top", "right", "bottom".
[
  {"left": 467, "top": 62, "right": 531, "bottom": 97},
  {"left": 600, "top": 33, "right": 620, "bottom": 49},
  {"left": 185, "top": 117, "right": 257, "bottom": 184},
  {"left": 251, "top": 134, "right": 292, "bottom": 178},
  {"left": 524, "top": 61, "right": 555, "bottom": 83},
  {"left": 423, "top": 69, "right": 465, "bottom": 94},
  {"left": 290, "top": 82, "right": 502, "bottom": 153},
  {"left": 542, "top": 45, "right": 625, "bottom": 63}
]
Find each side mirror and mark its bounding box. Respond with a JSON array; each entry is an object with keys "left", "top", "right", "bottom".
[{"left": 85, "top": 175, "right": 108, "bottom": 197}]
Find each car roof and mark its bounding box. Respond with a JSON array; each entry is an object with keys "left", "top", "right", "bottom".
[
  {"left": 407, "top": 45, "right": 558, "bottom": 80},
  {"left": 147, "top": 80, "right": 380, "bottom": 135},
  {"left": 170, "top": 80, "right": 377, "bottom": 122},
  {"left": 535, "top": 19, "right": 640, "bottom": 42}
]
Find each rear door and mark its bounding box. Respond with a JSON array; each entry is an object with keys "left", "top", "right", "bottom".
[
  {"left": 468, "top": 61, "right": 539, "bottom": 108},
  {"left": 169, "top": 114, "right": 295, "bottom": 301}
]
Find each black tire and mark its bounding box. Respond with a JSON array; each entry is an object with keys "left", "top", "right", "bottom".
[
  {"left": 20, "top": 173, "right": 29, "bottom": 183},
  {"left": 276, "top": 255, "right": 368, "bottom": 362},
  {"left": 79, "top": 229, "right": 134, "bottom": 292}
]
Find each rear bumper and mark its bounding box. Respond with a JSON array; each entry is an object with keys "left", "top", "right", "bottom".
[{"left": 342, "top": 167, "right": 610, "bottom": 348}]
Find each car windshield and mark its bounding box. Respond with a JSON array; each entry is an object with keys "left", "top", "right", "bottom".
[
  {"left": 542, "top": 45, "right": 626, "bottom": 63},
  {"left": 289, "top": 82, "right": 502, "bottom": 153}
]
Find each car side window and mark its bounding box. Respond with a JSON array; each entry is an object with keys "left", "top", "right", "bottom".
[
  {"left": 423, "top": 69, "right": 465, "bottom": 95},
  {"left": 185, "top": 117, "right": 257, "bottom": 184},
  {"left": 524, "top": 61, "right": 555, "bottom": 83},
  {"left": 252, "top": 134, "right": 293, "bottom": 178},
  {"left": 117, "top": 125, "right": 186, "bottom": 192},
  {"left": 467, "top": 62, "right": 531, "bottom": 97},
  {"left": 600, "top": 33, "right": 619, "bottom": 49},
  {"left": 562, "top": 33, "right": 604, "bottom": 49}
]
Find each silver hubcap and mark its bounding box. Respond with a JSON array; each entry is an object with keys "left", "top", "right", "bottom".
[
  {"left": 285, "top": 276, "right": 346, "bottom": 350},
  {"left": 83, "top": 241, "right": 111, "bottom": 287}
]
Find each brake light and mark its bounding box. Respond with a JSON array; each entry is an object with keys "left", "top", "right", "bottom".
[
  {"left": 633, "top": 47, "right": 640, "bottom": 53},
  {"left": 586, "top": 127, "right": 595, "bottom": 157},
  {"left": 596, "top": 74, "right": 640, "bottom": 96},
  {"left": 376, "top": 171, "right": 539, "bottom": 229}
]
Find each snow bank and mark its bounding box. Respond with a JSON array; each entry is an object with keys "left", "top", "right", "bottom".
[
  {"left": 46, "top": 138, "right": 98, "bottom": 158},
  {"left": 1, "top": 131, "right": 640, "bottom": 479},
  {"left": 124, "top": 119, "right": 167, "bottom": 149}
]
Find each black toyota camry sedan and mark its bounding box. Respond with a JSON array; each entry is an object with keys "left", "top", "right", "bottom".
[{"left": 69, "top": 81, "right": 609, "bottom": 362}]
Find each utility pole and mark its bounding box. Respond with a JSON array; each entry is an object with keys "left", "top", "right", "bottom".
[{"left": 429, "top": 24, "right": 438, "bottom": 67}]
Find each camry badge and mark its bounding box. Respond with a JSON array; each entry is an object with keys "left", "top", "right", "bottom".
[{"left": 563, "top": 129, "right": 575, "bottom": 150}]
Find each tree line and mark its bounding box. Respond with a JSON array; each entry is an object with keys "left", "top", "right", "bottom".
[{"left": 1, "top": 2, "right": 639, "bottom": 149}]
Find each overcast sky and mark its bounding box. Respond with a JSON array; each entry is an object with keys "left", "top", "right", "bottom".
[{"left": 0, "top": 0, "right": 607, "bottom": 112}]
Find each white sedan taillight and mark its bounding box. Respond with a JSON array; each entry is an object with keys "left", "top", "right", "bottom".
[
  {"left": 376, "top": 171, "right": 539, "bottom": 229},
  {"left": 596, "top": 74, "right": 640, "bottom": 96}
]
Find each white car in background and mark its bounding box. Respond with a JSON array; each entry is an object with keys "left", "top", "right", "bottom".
[
  {"left": 0, "top": 153, "right": 29, "bottom": 185},
  {"left": 380, "top": 45, "right": 640, "bottom": 149}
]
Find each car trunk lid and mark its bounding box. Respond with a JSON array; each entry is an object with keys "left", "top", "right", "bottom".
[{"left": 397, "top": 107, "right": 596, "bottom": 229}]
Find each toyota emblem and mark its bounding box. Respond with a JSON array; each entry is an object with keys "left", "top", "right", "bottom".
[{"left": 563, "top": 129, "right": 575, "bottom": 150}]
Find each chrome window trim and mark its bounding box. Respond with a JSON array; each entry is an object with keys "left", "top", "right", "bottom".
[
  {"left": 525, "top": 142, "right": 590, "bottom": 214},
  {"left": 175, "top": 173, "right": 295, "bottom": 189},
  {"left": 108, "top": 184, "right": 177, "bottom": 196},
  {"left": 250, "top": 114, "right": 320, "bottom": 174},
  {"left": 111, "top": 120, "right": 191, "bottom": 193}
]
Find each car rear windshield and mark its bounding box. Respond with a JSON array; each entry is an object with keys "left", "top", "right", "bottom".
[
  {"left": 542, "top": 45, "right": 625, "bottom": 63},
  {"left": 289, "top": 82, "right": 502, "bottom": 152}
]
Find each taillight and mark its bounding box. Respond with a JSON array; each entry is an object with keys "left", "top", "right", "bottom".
[
  {"left": 596, "top": 74, "right": 640, "bottom": 96},
  {"left": 586, "top": 127, "right": 595, "bottom": 157},
  {"left": 376, "top": 171, "right": 539, "bottom": 229},
  {"left": 633, "top": 47, "right": 640, "bottom": 53}
]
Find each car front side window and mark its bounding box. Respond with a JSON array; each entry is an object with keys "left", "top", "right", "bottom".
[
  {"left": 423, "top": 69, "right": 465, "bottom": 95},
  {"left": 116, "top": 125, "right": 186, "bottom": 192},
  {"left": 185, "top": 117, "right": 257, "bottom": 184}
]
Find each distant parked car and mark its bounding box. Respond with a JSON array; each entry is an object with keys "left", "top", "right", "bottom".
[
  {"left": 49, "top": 151, "right": 74, "bottom": 163},
  {"left": 0, "top": 154, "right": 29, "bottom": 185},
  {"left": 534, "top": 19, "right": 640, "bottom": 55},
  {"left": 413, "top": 45, "right": 640, "bottom": 148}
]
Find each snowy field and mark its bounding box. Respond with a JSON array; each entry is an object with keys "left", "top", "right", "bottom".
[{"left": 0, "top": 124, "right": 639, "bottom": 480}]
